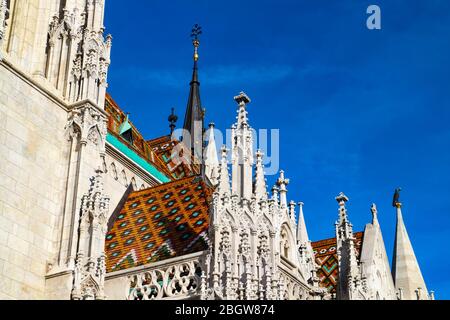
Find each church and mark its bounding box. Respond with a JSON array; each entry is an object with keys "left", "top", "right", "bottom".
[{"left": 0, "top": 1, "right": 433, "bottom": 300}]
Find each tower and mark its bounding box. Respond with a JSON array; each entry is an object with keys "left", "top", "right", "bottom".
[{"left": 0, "top": 0, "right": 111, "bottom": 299}]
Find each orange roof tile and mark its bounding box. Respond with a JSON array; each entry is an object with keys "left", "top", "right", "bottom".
[
  {"left": 105, "top": 175, "right": 212, "bottom": 272},
  {"left": 311, "top": 232, "right": 364, "bottom": 294}
]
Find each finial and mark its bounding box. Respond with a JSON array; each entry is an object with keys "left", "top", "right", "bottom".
[
  {"left": 276, "top": 170, "right": 290, "bottom": 188},
  {"left": 335, "top": 192, "right": 349, "bottom": 206},
  {"left": 289, "top": 201, "right": 296, "bottom": 220},
  {"left": 168, "top": 107, "right": 178, "bottom": 134},
  {"left": 392, "top": 187, "right": 402, "bottom": 208},
  {"left": 234, "top": 91, "right": 251, "bottom": 105},
  {"left": 191, "top": 24, "right": 202, "bottom": 61}
]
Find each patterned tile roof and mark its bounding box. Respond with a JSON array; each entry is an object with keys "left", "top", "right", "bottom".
[
  {"left": 105, "top": 94, "right": 173, "bottom": 179},
  {"left": 147, "top": 135, "right": 200, "bottom": 180},
  {"left": 311, "top": 232, "right": 364, "bottom": 294},
  {"left": 105, "top": 175, "right": 212, "bottom": 273}
]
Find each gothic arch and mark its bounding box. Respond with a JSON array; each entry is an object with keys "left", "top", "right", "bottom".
[
  {"left": 222, "top": 208, "right": 237, "bottom": 228},
  {"left": 280, "top": 223, "right": 295, "bottom": 261},
  {"left": 130, "top": 177, "right": 137, "bottom": 190},
  {"left": 110, "top": 162, "right": 118, "bottom": 180},
  {"left": 87, "top": 124, "right": 102, "bottom": 148},
  {"left": 121, "top": 170, "right": 127, "bottom": 186},
  {"left": 65, "top": 119, "right": 82, "bottom": 141}
]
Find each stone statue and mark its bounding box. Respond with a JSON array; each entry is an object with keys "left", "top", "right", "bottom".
[{"left": 392, "top": 187, "right": 401, "bottom": 207}]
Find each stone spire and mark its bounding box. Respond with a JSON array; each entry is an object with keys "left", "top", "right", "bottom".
[
  {"left": 296, "top": 201, "right": 318, "bottom": 285},
  {"left": 254, "top": 150, "right": 267, "bottom": 201},
  {"left": 204, "top": 123, "right": 219, "bottom": 185},
  {"left": 231, "top": 92, "right": 253, "bottom": 199},
  {"left": 296, "top": 202, "right": 310, "bottom": 245},
  {"left": 277, "top": 170, "right": 289, "bottom": 208},
  {"left": 217, "top": 146, "right": 231, "bottom": 196},
  {"left": 335, "top": 192, "right": 353, "bottom": 239},
  {"left": 392, "top": 199, "right": 429, "bottom": 300},
  {"left": 335, "top": 192, "right": 365, "bottom": 300},
  {"left": 182, "top": 24, "right": 204, "bottom": 161}
]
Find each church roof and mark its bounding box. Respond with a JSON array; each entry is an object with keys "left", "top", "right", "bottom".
[
  {"left": 105, "top": 94, "right": 173, "bottom": 180},
  {"left": 311, "top": 232, "right": 364, "bottom": 294},
  {"left": 147, "top": 135, "right": 200, "bottom": 180},
  {"left": 105, "top": 175, "right": 212, "bottom": 273}
]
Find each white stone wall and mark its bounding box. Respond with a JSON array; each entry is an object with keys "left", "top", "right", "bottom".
[{"left": 0, "top": 61, "right": 69, "bottom": 299}]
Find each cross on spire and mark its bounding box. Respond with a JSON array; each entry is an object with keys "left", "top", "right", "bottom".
[{"left": 191, "top": 24, "right": 202, "bottom": 41}]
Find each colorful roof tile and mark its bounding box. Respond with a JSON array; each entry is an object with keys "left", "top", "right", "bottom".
[
  {"left": 147, "top": 135, "right": 200, "bottom": 179},
  {"left": 105, "top": 175, "right": 212, "bottom": 272},
  {"left": 105, "top": 94, "right": 173, "bottom": 179},
  {"left": 311, "top": 232, "right": 364, "bottom": 294}
]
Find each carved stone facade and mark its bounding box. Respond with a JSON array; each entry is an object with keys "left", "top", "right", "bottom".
[
  {"left": 45, "top": 0, "right": 112, "bottom": 107},
  {"left": 199, "top": 92, "right": 323, "bottom": 300},
  {"left": 71, "top": 169, "right": 110, "bottom": 300}
]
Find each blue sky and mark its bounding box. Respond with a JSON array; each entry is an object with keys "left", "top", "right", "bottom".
[{"left": 105, "top": 0, "right": 450, "bottom": 298}]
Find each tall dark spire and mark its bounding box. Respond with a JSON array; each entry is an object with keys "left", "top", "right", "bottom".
[{"left": 183, "top": 24, "right": 204, "bottom": 162}]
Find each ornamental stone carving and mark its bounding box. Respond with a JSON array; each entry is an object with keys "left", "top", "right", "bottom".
[
  {"left": 127, "top": 259, "right": 202, "bottom": 300},
  {"left": 65, "top": 104, "right": 107, "bottom": 150},
  {"left": 45, "top": 1, "right": 112, "bottom": 107},
  {"left": 72, "top": 169, "right": 110, "bottom": 300}
]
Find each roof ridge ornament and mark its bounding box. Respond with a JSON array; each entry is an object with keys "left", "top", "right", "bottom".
[{"left": 168, "top": 107, "right": 178, "bottom": 135}]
